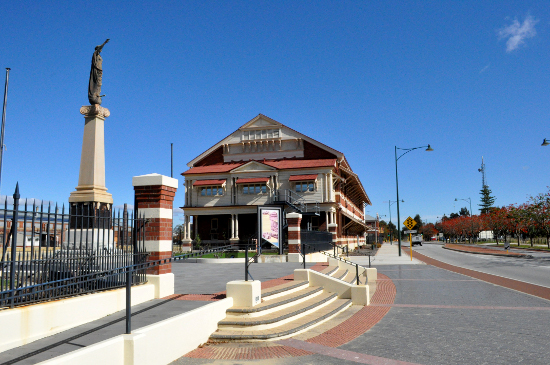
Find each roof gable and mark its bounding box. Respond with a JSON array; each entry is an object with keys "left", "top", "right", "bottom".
[
  {"left": 230, "top": 160, "right": 277, "bottom": 173},
  {"left": 186, "top": 114, "right": 343, "bottom": 167}
]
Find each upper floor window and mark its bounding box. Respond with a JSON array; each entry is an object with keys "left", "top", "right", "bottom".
[
  {"left": 242, "top": 184, "right": 267, "bottom": 194},
  {"left": 242, "top": 129, "right": 280, "bottom": 141},
  {"left": 200, "top": 186, "right": 224, "bottom": 196},
  {"left": 295, "top": 181, "right": 315, "bottom": 193}
]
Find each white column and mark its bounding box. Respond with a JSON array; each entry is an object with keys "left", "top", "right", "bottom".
[
  {"left": 230, "top": 214, "right": 235, "bottom": 239},
  {"left": 325, "top": 211, "right": 330, "bottom": 230},
  {"left": 235, "top": 214, "right": 239, "bottom": 239},
  {"left": 328, "top": 173, "right": 334, "bottom": 202}
]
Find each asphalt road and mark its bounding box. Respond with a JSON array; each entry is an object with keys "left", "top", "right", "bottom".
[{"left": 409, "top": 242, "right": 550, "bottom": 289}]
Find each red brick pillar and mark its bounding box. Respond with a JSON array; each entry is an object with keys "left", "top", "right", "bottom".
[
  {"left": 286, "top": 212, "right": 302, "bottom": 254},
  {"left": 133, "top": 173, "right": 178, "bottom": 298}
]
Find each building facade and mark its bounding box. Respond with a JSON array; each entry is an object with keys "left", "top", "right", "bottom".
[{"left": 180, "top": 114, "right": 371, "bottom": 251}]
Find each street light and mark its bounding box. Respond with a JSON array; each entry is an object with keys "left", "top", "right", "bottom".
[
  {"left": 386, "top": 200, "right": 404, "bottom": 244},
  {"left": 455, "top": 197, "right": 473, "bottom": 243},
  {"left": 542, "top": 138, "right": 549, "bottom": 147},
  {"left": 395, "top": 144, "right": 433, "bottom": 256}
]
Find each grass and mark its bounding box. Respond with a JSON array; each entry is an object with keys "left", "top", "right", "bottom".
[{"left": 488, "top": 243, "right": 550, "bottom": 251}]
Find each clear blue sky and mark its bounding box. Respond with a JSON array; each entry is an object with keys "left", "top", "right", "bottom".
[{"left": 1, "top": 1, "right": 548, "bottom": 226}]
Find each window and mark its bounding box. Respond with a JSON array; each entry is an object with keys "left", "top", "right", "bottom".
[
  {"left": 242, "top": 184, "right": 267, "bottom": 194},
  {"left": 295, "top": 181, "right": 315, "bottom": 193},
  {"left": 200, "top": 186, "right": 223, "bottom": 196},
  {"left": 242, "top": 129, "right": 280, "bottom": 141}
]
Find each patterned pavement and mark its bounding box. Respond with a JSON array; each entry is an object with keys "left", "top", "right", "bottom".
[{"left": 173, "top": 246, "right": 550, "bottom": 365}]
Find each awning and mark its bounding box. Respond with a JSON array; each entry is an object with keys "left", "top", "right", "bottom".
[
  {"left": 289, "top": 174, "right": 318, "bottom": 181},
  {"left": 236, "top": 177, "right": 270, "bottom": 184},
  {"left": 193, "top": 179, "right": 226, "bottom": 186}
]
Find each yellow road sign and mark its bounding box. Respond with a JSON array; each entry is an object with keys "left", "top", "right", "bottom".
[{"left": 404, "top": 216, "right": 417, "bottom": 230}]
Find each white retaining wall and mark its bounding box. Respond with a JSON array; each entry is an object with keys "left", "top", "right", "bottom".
[
  {"left": 0, "top": 283, "right": 156, "bottom": 353},
  {"left": 38, "top": 298, "right": 233, "bottom": 365}
]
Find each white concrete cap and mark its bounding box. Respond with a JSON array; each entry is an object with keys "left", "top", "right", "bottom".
[
  {"left": 286, "top": 212, "right": 302, "bottom": 219},
  {"left": 132, "top": 173, "right": 178, "bottom": 189}
]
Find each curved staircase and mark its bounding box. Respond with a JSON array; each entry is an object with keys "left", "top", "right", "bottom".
[{"left": 209, "top": 262, "right": 375, "bottom": 342}]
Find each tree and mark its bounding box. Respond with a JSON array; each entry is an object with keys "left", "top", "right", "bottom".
[
  {"left": 413, "top": 214, "right": 423, "bottom": 232},
  {"left": 449, "top": 212, "right": 459, "bottom": 219},
  {"left": 459, "top": 207, "right": 470, "bottom": 216},
  {"left": 173, "top": 224, "right": 184, "bottom": 244},
  {"left": 387, "top": 221, "right": 397, "bottom": 241},
  {"left": 479, "top": 185, "right": 496, "bottom": 214},
  {"left": 528, "top": 188, "right": 550, "bottom": 248},
  {"left": 420, "top": 223, "right": 438, "bottom": 241}
]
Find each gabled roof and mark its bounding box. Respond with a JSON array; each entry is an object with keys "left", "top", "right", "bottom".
[
  {"left": 182, "top": 158, "right": 337, "bottom": 175},
  {"left": 186, "top": 114, "right": 343, "bottom": 168}
]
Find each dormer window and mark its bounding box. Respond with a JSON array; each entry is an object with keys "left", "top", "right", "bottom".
[{"left": 242, "top": 129, "right": 279, "bottom": 141}]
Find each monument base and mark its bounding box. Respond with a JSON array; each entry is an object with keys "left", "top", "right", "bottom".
[{"left": 63, "top": 229, "right": 115, "bottom": 250}]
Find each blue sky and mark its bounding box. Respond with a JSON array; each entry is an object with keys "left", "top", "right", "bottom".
[{"left": 0, "top": 1, "right": 548, "bottom": 226}]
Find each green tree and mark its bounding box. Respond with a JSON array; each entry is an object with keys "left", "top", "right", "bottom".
[
  {"left": 413, "top": 214, "right": 423, "bottom": 231},
  {"left": 459, "top": 207, "right": 470, "bottom": 216},
  {"left": 479, "top": 185, "right": 496, "bottom": 214}
]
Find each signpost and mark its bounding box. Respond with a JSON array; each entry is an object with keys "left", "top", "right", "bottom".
[{"left": 403, "top": 217, "right": 417, "bottom": 261}]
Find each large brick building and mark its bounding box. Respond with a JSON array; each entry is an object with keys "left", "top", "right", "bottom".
[{"left": 180, "top": 114, "right": 371, "bottom": 251}]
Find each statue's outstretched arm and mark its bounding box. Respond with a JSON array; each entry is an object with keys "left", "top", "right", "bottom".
[{"left": 97, "top": 39, "right": 110, "bottom": 52}]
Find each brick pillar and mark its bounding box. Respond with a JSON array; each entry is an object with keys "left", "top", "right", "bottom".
[
  {"left": 133, "top": 173, "right": 178, "bottom": 298},
  {"left": 287, "top": 212, "right": 302, "bottom": 254}
]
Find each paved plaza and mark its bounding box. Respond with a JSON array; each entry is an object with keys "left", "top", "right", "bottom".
[{"left": 1, "top": 244, "right": 550, "bottom": 364}]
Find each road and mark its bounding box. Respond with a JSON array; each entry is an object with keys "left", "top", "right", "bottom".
[{"left": 408, "top": 241, "right": 550, "bottom": 289}]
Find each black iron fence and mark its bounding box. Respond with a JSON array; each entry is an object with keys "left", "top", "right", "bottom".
[
  {"left": 0, "top": 185, "right": 148, "bottom": 309},
  {"left": 300, "top": 230, "right": 333, "bottom": 251}
]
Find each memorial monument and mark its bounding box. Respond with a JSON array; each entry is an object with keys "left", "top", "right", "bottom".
[{"left": 68, "top": 39, "right": 113, "bottom": 245}]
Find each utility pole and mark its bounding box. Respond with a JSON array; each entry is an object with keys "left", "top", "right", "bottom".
[{"left": 0, "top": 68, "right": 11, "bottom": 194}]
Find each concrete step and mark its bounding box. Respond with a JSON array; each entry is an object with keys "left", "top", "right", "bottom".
[
  {"left": 333, "top": 268, "right": 349, "bottom": 280},
  {"left": 219, "top": 291, "right": 338, "bottom": 330},
  {"left": 261, "top": 280, "right": 309, "bottom": 301},
  {"left": 227, "top": 286, "right": 324, "bottom": 317},
  {"left": 319, "top": 266, "right": 338, "bottom": 276},
  {"left": 210, "top": 298, "right": 352, "bottom": 341}
]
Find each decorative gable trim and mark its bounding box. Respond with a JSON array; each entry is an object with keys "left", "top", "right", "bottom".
[{"left": 230, "top": 160, "right": 277, "bottom": 173}]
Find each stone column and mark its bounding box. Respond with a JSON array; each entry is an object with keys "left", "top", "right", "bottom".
[
  {"left": 181, "top": 214, "right": 192, "bottom": 251},
  {"left": 133, "top": 173, "right": 178, "bottom": 298},
  {"left": 69, "top": 105, "right": 113, "bottom": 230},
  {"left": 287, "top": 212, "right": 302, "bottom": 262}
]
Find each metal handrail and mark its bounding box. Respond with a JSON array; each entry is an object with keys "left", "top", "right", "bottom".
[
  {"left": 275, "top": 190, "right": 320, "bottom": 215},
  {"left": 301, "top": 242, "right": 367, "bottom": 285}
]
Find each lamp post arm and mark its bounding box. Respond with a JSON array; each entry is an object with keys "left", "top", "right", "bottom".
[{"left": 396, "top": 146, "right": 430, "bottom": 162}]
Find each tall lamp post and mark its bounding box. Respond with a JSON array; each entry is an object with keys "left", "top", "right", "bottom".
[
  {"left": 395, "top": 144, "right": 433, "bottom": 256},
  {"left": 386, "top": 200, "right": 404, "bottom": 243},
  {"left": 455, "top": 197, "right": 472, "bottom": 242}
]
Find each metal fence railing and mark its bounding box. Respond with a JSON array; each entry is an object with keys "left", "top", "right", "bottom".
[{"left": 0, "top": 184, "right": 148, "bottom": 309}]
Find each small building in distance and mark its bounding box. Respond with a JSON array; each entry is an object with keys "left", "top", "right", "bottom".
[{"left": 180, "top": 114, "right": 371, "bottom": 251}]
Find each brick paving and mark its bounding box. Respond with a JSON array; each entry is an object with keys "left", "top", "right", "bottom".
[
  {"left": 183, "top": 272, "right": 396, "bottom": 360},
  {"left": 174, "top": 246, "right": 550, "bottom": 364}
]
